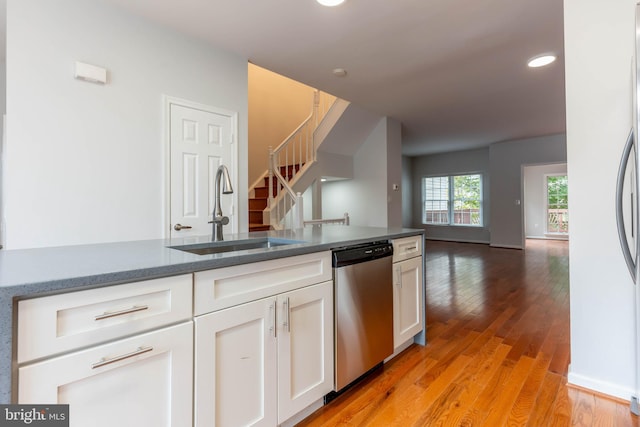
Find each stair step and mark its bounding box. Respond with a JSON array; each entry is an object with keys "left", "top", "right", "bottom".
[
  {"left": 254, "top": 185, "right": 281, "bottom": 198},
  {"left": 254, "top": 187, "right": 269, "bottom": 198},
  {"left": 249, "top": 198, "right": 268, "bottom": 210},
  {"left": 249, "top": 210, "right": 264, "bottom": 223},
  {"left": 249, "top": 223, "right": 271, "bottom": 232}
]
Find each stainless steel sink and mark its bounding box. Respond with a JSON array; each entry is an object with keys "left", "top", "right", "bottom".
[{"left": 169, "top": 238, "right": 304, "bottom": 256}]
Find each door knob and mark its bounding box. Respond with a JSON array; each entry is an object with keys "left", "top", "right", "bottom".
[{"left": 174, "top": 223, "right": 193, "bottom": 231}]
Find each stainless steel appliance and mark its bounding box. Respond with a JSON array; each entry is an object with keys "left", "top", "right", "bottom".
[
  {"left": 616, "top": 3, "right": 640, "bottom": 414},
  {"left": 332, "top": 241, "right": 394, "bottom": 392}
]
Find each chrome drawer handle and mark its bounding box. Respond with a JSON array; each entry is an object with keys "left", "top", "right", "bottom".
[
  {"left": 91, "top": 346, "right": 153, "bottom": 369},
  {"left": 94, "top": 305, "right": 149, "bottom": 321},
  {"left": 404, "top": 246, "right": 417, "bottom": 251},
  {"left": 283, "top": 297, "right": 290, "bottom": 333}
]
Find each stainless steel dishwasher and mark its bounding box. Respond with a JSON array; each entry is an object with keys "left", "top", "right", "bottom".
[{"left": 332, "top": 241, "right": 394, "bottom": 392}]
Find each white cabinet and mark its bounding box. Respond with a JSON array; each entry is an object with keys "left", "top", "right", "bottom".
[
  {"left": 277, "top": 282, "right": 333, "bottom": 423},
  {"left": 393, "top": 256, "right": 424, "bottom": 348},
  {"left": 195, "top": 280, "right": 333, "bottom": 427},
  {"left": 194, "top": 296, "right": 277, "bottom": 427},
  {"left": 16, "top": 275, "right": 194, "bottom": 427},
  {"left": 392, "top": 236, "right": 424, "bottom": 350},
  {"left": 19, "top": 322, "right": 193, "bottom": 427},
  {"left": 17, "top": 274, "right": 193, "bottom": 363}
]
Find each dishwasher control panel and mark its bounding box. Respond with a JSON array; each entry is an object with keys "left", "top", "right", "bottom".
[{"left": 332, "top": 241, "right": 393, "bottom": 267}]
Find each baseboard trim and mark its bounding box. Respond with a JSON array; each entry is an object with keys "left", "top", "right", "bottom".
[
  {"left": 425, "top": 237, "right": 490, "bottom": 245},
  {"left": 526, "top": 235, "right": 569, "bottom": 241},
  {"left": 567, "top": 370, "right": 635, "bottom": 402},
  {"left": 489, "top": 243, "right": 524, "bottom": 250}
]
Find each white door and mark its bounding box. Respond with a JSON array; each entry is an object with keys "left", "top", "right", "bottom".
[
  {"left": 393, "top": 256, "right": 424, "bottom": 349},
  {"left": 194, "top": 298, "right": 277, "bottom": 427},
  {"left": 18, "top": 322, "right": 193, "bottom": 427},
  {"left": 168, "top": 99, "right": 237, "bottom": 239},
  {"left": 277, "top": 281, "right": 334, "bottom": 424}
]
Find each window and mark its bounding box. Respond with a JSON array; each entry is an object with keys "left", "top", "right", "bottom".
[
  {"left": 423, "top": 174, "right": 482, "bottom": 226},
  {"left": 546, "top": 174, "right": 568, "bottom": 234}
]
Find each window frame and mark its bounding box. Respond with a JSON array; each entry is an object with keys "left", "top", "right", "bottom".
[{"left": 422, "top": 173, "right": 483, "bottom": 227}]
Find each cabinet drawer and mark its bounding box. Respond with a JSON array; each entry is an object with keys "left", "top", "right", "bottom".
[
  {"left": 17, "top": 274, "right": 193, "bottom": 363},
  {"left": 392, "top": 235, "right": 423, "bottom": 263},
  {"left": 18, "top": 322, "right": 193, "bottom": 427},
  {"left": 194, "top": 251, "right": 332, "bottom": 315}
]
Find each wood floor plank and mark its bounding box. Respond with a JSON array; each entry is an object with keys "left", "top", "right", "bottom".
[
  {"left": 432, "top": 342, "right": 512, "bottom": 426},
  {"left": 505, "top": 352, "right": 552, "bottom": 426},
  {"left": 298, "top": 240, "right": 637, "bottom": 427},
  {"left": 477, "top": 355, "right": 536, "bottom": 426},
  {"left": 527, "top": 372, "right": 564, "bottom": 427}
]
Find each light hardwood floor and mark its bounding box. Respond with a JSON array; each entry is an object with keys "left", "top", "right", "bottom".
[{"left": 298, "top": 239, "right": 639, "bottom": 426}]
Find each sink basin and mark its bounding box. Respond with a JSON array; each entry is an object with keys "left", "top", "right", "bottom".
[{"left": 169, "top": 238, "right": 304, "bottom": 256}]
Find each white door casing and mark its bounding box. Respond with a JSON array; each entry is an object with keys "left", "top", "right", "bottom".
[{"left": 166, "top": 96, "right": 238, "bottom": 239}]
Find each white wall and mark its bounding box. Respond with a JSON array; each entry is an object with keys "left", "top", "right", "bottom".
[
  {"left": 523, "top": 163, "right": 567, "bottom": 239},
  {"left": 4, "top": 0, "right": 248, "bottom": 249},
  {"left": 322, "top": 117, "right": 401, "bottom": 227},
  {"left": 0, "top": 60, "right": 6, "bottom": 248},
  {"left": 402, "top": 156, "right": 413, "bottom": 228},
  {"left": 564, "top": 0, "right": 636, "bottom": 399},
  {"left": 386, "top": 118, "right": 403, "bottom": 228}
]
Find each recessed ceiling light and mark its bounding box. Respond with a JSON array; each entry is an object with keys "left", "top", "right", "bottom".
[
  {"left": 317, "top": 0, "right": 346, "bottom": 6},
  {"left": 332, "top": 68, "right": 347, "bottom": 77},
  {"left": 527, "top": 54, "right": 557, "bottom": 68}
]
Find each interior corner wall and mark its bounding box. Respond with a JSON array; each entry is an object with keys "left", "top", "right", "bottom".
[
  {"left": 402, "top": 156, "right": 413, "bottom": 228},
  {"left": 386, "top": 118, "right": 402, "bottom": 228},
  {"left": 4, "top": 0, "right": 249, "bottom": 249},
  {"left": 489, "top": 134, "right": 567, "bottom": 249},
  {"left": 564, "top": 0, "right": 636, "bottom": 400},
  {"left": 248, "top": 64, "right": 316, "bottom": 187},
  {"left": 410, "top": 147, "right": 491, "bottom": 243},
  {"left": 523, "top": 163, "right": 567, "bottom": 239},
  {"left": 322, "top": 117, "right": 389, "bottom": 226}
]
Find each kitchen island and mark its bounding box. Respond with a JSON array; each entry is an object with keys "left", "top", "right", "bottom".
[{"left": 0, "top": 225, "right": 425, "bottom": 423}]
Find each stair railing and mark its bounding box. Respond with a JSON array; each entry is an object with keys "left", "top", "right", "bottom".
[
  {"left": 268, "top": 90, "right": 336, "bottom": 229},
  {"left": 303, "top": 213, "right": 350, "bottom": 227}
]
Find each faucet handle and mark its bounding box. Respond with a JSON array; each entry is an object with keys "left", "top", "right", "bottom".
[{"left": 209, "top": 216, "right": 229, "bottom": 225}]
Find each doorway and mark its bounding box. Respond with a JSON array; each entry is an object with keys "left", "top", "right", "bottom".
[
  {"left": 165, "top": 96, "right": 238, "bottom": 239},
  {"left": 523, "top": 163, "right": 569, "bottom": 241}
]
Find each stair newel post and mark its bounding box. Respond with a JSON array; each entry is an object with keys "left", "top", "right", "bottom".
[{"left": 293, "top": 192, "right": 304, "bottom": 229}]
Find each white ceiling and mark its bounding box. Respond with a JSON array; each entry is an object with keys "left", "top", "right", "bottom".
[{"left": 107, "top": 0, "right": 565, "bottom": 156}]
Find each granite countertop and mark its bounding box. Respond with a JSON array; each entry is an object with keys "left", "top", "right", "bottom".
[
  {"left": 0, "top": 225, "right": 424, "bottom": 403},
  {"left": 0, "top": 226, "right": 423, "bottom": 297}
]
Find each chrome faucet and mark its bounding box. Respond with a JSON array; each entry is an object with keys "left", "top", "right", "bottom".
[{"left": 211, "top": 164, "right": 234, "bottom": 242}]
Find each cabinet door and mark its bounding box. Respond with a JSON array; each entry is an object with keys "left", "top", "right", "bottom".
[
  {"left": 277, "top": 281, "right": 334, "bottom": 424},
  {"left": 393, "top": 256, "right": 424, "bottom": 349},
  {"left": 18, "top": 322, "right": 193, "bottom": 427},
  {"left": 195, "top": 298, "right": 277, "bottom": 427}
]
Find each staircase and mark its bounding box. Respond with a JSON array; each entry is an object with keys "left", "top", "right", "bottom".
[
  {"left": 249, "top": 90, "right": 337, "bottom": 232},
  {"left": 249, "top": 165, "right": 301, "bottom": 232}
]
